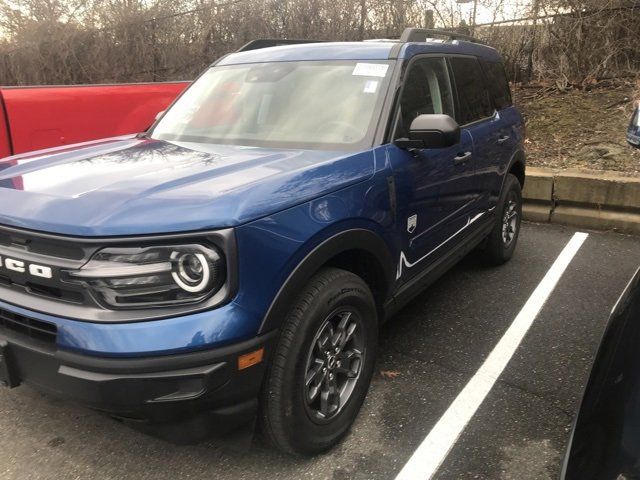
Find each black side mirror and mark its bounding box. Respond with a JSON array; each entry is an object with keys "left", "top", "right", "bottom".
[{"left": 395, "top": 114, "right": 461, "bottom": 150}]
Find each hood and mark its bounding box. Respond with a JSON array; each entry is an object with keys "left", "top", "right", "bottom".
[{"left": 0, "top": 136, "right": 375, "bottom": 236}]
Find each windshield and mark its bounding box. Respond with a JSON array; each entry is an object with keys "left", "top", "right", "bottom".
[{"left": 151, "top": 60, "right": 393, "bottom": 150}]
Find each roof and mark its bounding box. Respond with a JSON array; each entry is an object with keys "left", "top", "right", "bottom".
[
  {"left": 218, "top": 42, "right": 397, "bottom": 65},
  {"left": 217, "top": 40, "right": 502, "bottom": 66}
]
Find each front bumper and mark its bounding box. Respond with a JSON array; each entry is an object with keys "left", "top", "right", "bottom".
[
  {"left": 0, "top": 324, "right": 277, "bottom": 442},
  {"left": 628, "top": 131, "right": 640, "bottom": 146},
  {"left": 0, "top": 296, "right": 263, "bottom": 356}
]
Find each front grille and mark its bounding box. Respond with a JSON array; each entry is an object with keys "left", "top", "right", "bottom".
[
  {"left": 0, "top": 307, "right": 57, "bottom": 344},
  {"left": 0, "top": 225, "right": 97, "bottom": 319}
]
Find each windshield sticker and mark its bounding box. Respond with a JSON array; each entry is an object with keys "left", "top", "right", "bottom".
[
  {"left": 363, "top": 80, "right": 379, "bottom": 94},
  {"left": 352, "top": 63, "right": 389, "bottom": 77}
]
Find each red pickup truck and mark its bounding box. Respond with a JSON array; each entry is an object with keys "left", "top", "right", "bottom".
[{"left": 0, "top": 82, "right": 189, "bottom": 159}]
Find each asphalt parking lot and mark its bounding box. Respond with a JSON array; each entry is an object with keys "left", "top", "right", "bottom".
[{"left": 2, "top": 222, "right": 640, "bottom": 480}]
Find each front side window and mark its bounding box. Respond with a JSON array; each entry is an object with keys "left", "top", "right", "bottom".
[
  {"left": 151, "top": 60, "right": 393, "bottom": 151},
  {"left": 395, "top": 57, "right": 455, "bottom": 139},
  {"left": 449, "top": 57, "right": 493, "bottom": 125}
]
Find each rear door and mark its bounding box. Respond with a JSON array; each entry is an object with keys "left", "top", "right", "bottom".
[
  {"left": 479, "top": 59, "right": 519, "bottom": 205},
  {"left": 448, "top": 56, "right": 499, "bottom": 213}
]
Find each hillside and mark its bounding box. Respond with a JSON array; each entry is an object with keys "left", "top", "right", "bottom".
[{"left": 515, "top": 82, "right": 640, "bottom": 176}]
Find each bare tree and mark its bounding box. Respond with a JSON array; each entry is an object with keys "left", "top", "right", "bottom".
[{"left": 0, "top": 0, "right": 638, "bottom": 86}]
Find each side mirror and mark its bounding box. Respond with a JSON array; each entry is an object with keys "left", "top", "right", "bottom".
[{"left": 395, "top": 114, "right": 461, "bottom": 150}]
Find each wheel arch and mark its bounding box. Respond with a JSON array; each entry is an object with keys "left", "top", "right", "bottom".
[
  {"left": 507, "top": 149, "right": 526, "bottom": 189},
  {"left": 258, "top": 228, "right": 396, "bottom": 334}
]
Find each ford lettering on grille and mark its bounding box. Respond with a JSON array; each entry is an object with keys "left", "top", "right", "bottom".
[{"left": 0, "top": 256, "right": 53, "bottom": 279}]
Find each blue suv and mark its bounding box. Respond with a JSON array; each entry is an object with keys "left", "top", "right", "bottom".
[{"left": 0, "top": 29, "right": 525, "bottom": 454}]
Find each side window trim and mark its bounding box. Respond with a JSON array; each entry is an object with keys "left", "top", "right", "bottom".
[
  {"left": 447, "top": 54, "right": 497, "bottom": 128},
  {"left": 388, "top": 54, "right": 455, "bottom": 142}
]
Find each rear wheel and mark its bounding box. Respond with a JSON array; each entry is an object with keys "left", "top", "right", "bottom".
[
  {"left": 259, "top": 267, "right": 378, "bottom": 455},
  {"left": 484, "top": 173, "right": 522, "bottom": 265}
]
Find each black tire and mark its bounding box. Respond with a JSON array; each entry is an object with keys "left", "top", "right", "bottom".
[
  {"left": 259, "top": 267, "right": 378, "bottom": 455},
  {"left": 484, "top": 173, "right": 522, "bottom": 265}
]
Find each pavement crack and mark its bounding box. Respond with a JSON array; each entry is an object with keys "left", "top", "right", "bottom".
[
  {"left": 497, "top": 377, "right": 575, "bottom": 419},
  {"left": 381, "top": 344, "right": 475, "bottom": 377}
]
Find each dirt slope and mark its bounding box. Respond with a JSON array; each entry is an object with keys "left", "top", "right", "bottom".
[{"left": 515, "top": 82, "right": 640, "bottom": 176}]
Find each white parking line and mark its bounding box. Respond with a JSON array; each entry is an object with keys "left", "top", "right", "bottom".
[{"left": 395, "top": 231, "right": 589, "bottom": 480}]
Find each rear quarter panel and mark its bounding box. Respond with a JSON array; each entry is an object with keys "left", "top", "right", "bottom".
[{"left": 0, "top": 82, "right": 189, "bottom": 157}]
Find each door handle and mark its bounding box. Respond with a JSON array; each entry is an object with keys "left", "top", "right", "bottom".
[
  {"left": 497, "top": 135, "right": 510, "bottom": 145},
  {"left": 453, "top": 151, "right": 472, "bottom": 165}
]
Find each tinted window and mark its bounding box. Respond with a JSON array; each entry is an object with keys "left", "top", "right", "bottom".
[
  {"left": 482, "top": 60, "right": 512, "bottom": 110},
  {"left": 449, "top": 57, "right": 493, "bottom": 125},
  {"left": 395, "top": 57, "right": 455, "bottom": 138}
]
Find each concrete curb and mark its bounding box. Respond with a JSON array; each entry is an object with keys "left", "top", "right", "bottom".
[{"left": 522, "top": 168, "right": 640, "bottom": 234}]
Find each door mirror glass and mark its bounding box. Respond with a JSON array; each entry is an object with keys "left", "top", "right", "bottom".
[{"left": 395, "top": 114, "right": 460, "bottom": 149}]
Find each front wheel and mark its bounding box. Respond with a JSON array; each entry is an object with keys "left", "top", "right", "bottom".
[
  {"left": 259, "top": 267, "right": 378, "bottom": 455},
  {"left": 484, "top": 173, "right": 522, "bottom": 265}
]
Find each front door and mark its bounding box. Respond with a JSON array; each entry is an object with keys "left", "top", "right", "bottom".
[{"left": 388, "top": 56, "right": 479, "bottom": 284}]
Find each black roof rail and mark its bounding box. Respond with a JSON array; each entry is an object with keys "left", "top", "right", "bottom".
[
  {"left": 237, "top": 39, "right": 326, "bottom": 52},
  {"left": 399, "top": 28, "right": 485, "bottom": 45}
]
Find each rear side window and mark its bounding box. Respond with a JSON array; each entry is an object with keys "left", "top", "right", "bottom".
[
  {"left": 482, "top": 60, "right": 512, "bottom": 110},
  {"left": 449, "top": 57, "right": 493, "bottom": 125},
  {"left": 395, "top": 57, "right": 455, "bottom": 139}
]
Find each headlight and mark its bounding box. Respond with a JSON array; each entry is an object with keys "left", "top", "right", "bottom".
[
  {"left": 172, "top": 252, "right": 211, "bottom": 292},
  {"left": 67, "top": 244, "right": 226, "bottom": 309}
]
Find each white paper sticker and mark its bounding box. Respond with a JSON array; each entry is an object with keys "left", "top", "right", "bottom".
[
  {"left": 363, "top": 80, "right": 379, "bottom": 94},
  {"left": 352, "top": 63, "right": 389, "bottom": 77}
]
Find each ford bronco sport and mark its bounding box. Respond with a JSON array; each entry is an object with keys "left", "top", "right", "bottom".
[{"left": 0, "top": 28, "right": 525, "bottom": 454}]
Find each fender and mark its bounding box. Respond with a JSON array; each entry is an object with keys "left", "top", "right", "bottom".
[{"left": 258, "top": 228, "right": 396, "bottom": 334}]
